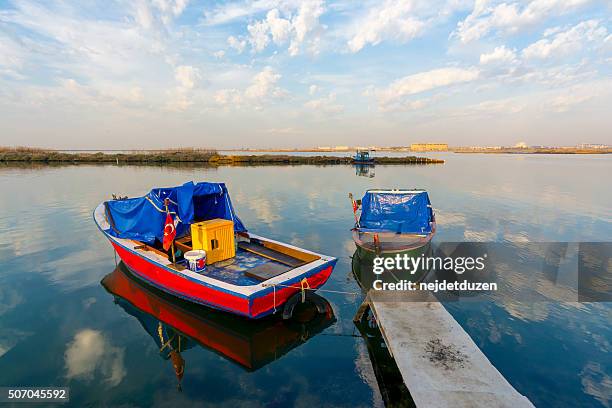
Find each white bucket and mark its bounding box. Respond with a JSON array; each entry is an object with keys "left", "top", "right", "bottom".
[{"left": 184, "top": 250, "right": 207, "bottom": 272}]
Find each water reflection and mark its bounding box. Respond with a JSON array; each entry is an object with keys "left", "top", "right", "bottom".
[
  {"left": 353, "top": 310, "right": 416, "bottom": 408},
  {"left": 101, "top": 264, "right": 336, "bottom": 379},
  {"left": 354, "top": 164, "right": 375, "bottom": 178},
  {"left": 351, "top": 243, "right": 434, "bottom": 292},
  {"left": 0, "top": 157, "right": 609, "bottom": 407}
]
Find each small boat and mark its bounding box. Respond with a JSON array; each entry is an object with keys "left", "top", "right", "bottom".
[
  {"left": 352, "top": 149, "right": 375, "bottom": 164},
  {"left": 349, "top": 189, "right": 436, "bottom": 261},
  {"left": 94, "top": 181, "right": 337, "bottom": 319},
  {"left": 101, "top": 263, "right": 336, "bottom": 373}
]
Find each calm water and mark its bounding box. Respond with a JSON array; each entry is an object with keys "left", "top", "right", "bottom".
[{"left": 0, "top": 154, "right": 610, "bottom": 407}]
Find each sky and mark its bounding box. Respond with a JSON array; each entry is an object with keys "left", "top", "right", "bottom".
[{"left": 0, "top": 0, "right": 611, "bottom": 149}]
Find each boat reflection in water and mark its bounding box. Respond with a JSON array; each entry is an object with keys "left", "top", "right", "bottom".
[
  {"left": 101, "top": 263, "right": 336, "bottom": 387},
  {"left": 354, "top": 163, "right": 375, "bottom": 178},
  {"left": 351, "top": 242, "right": 434, "bottom": 292},
  {"left": 350, "top": 252, "right": 417, "bottom": 407}
]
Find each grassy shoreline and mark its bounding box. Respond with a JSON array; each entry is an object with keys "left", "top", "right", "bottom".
[{"left": 0, "top": 147, "right": 444, "bottom": 165}]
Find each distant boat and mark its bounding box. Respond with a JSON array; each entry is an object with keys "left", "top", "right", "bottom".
[
  {"left": 94, "top": 181, "right": 337, "bottom": 319},
  {"left": 350, "top": 189, "right": 436, "bottom": 261},
  {"left": 352, "top": 149, "right": 375, "bottom": 163},
  {"left": 101, "top": 263, "right": 336, "bottom": 372}
]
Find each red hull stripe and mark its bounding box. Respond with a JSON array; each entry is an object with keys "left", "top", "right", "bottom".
[{"left": 111, "top": 240, "right": 336, "bottom": 319}]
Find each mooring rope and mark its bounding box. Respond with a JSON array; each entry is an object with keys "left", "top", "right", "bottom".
[
  {"left": 261, "top": 282, "right": 360, "bottom": 296},
  {"left": 272, "top": 284, "right": 277, "bottom": 313}
]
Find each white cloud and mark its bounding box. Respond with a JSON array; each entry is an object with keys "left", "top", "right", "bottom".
[
  {"left": 266, "top": 9, "right": 292, "bottom": 44},
  {"left": 454, "top": 0, "right": 595, "bottom": 43},
  {"left": 308, "top": 84, "right": 320, "bottom": 95},
  {"left": 235, "top": 0, "right": 325, "bottom": 56},
  {"left": 304, "top": 92, "right": 343, "bottom": 113},
  {"left": 65, "top": 329, "right": 126, "bottom": 387},
  {"left": 213, "top": 50, "right": 225, "bottom": 59},
  {"left": 522, "top": 19, "right": 608, "bottom": 59},
  {"left": 203, "top": 0, "right": 284, "bottom": 26},
  {"left": 289, "top": 0, "right": 325, "bottom": 55},
  {"left": 347, "top": 0, "right": 426, "bottom": 52},
  {"left": 133, "top": 0, "right": 189, "bottom": 28},
  {"left": 214, "top": 88, "right": 242, "bottom": 106},
  {"left": 247, "top": 19, "right": 271, "bottom": 52},
  {"left": 452, "top": 79, "right": 612, "bottom": 118},
  {"left": 550, "top": 93, "right": 593, "bottom": 112},
  {"left": 215, "top": 66, "right": 286, "bottom": 109},
  {"left": 480, "top": 45, "right": 517, "bottom": 64},
  {"left": 0, "top": 34, "right": 26, "bottom": 79},
  {"left": 227, "top": 35, "right": 247, "bottom": 53},
  {"left": 245, "top": 66, "right": 284, "bottom": 99},
  {"left": 468, "top": 97, "right": 526, "bottom": 115},
  {"left": 167, "top": 65, "right": 200, "bottom": 110},
  {"left": 174, "top": 65, "right": 199, "bottom": 89},
  {"left": 376, "top": 67, "right": 480, "bottom": 107}
]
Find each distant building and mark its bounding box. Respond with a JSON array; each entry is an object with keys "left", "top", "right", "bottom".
[
  {"left": 410, "top": 143, "right": 448, "bottom": 151},
  {"left": 577, "top": 143, "right": 608, "bottom": 149},
  {"left": 333, "top": 146, "right": 349, "bottom": 151},
  {"left": 514, "top": 141, "right": 528, "bottom": 148}
]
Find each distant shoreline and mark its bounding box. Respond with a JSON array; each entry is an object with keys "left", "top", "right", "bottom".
[
  {"left": 40, "top": 148, "right": 612, "bottom": 155},
  {"left": 453, "top": 148, "right": 611, "bottom": 154},
  {"left": 0, "top": 148, "right": 444, "bottom": 165}
]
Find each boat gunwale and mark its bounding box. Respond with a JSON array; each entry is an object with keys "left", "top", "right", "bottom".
[{"left": 351, "top": 228, "right": 435, "bottom": 254}]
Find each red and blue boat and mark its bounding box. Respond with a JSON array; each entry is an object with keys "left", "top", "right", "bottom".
[{"left": 94, "top": 181, "right": 337, "bottom": 319}]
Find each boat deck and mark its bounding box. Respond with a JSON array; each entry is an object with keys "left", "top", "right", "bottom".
[{"left": 178, "top": 248, "right": 289, "bottom": 286}]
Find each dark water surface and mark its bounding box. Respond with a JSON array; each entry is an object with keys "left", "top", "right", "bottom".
[{"left": 0, "top": 154, "right": 610, "bottom": 407}]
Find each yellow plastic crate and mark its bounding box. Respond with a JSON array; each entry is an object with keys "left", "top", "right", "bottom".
[{"left": 190, "top": 219, "right": 235, "bottom": 264}]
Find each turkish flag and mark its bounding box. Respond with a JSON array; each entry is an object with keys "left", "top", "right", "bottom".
[{"left": 163, "top": 213, "right": 176, "bottom": 251}]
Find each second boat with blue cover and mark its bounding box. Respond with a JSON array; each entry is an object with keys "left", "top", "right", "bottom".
[{"left": 350, "top": 189, "right": 436, "bottom": 261}]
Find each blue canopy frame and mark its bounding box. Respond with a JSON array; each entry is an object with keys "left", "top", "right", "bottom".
[
  {"left": 105, "top": 181, "right": 246, "bottom": 243},
  {"left": 358, "top": 190, "right": 433, "bottom": 234}
]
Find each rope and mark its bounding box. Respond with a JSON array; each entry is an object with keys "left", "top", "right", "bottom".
[
  {"left": 145, "top": 197, "right": 183, "bottom": 223},
  {"left": 261, "top": 282, "right": 360, "bottom": 296},
  {"left": 157, "top": 322, "right": 178, "bottom": 352},
  {"left": 157, "top": 322, "right": 164, "bottom": 347},
  {"left": 272, "top": 284, "right": 277, "bottom": 313}
]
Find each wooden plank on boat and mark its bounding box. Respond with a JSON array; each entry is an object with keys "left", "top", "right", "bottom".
[
  {"left": 244, "top": 262, "right": 293, "bottom": 281},
  {"left": 355, "top": 291, "right": 534, "bottom": 408},
  {"left": 238, "top": 242, "right": 305, "bottom": 267}
]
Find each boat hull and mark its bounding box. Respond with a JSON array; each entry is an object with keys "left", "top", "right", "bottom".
[
  {"left": 354, "top": 240, "right": 431, "bottom": 260},
  {"left": 109, "top": 239, "right": 335, "bottom": 319}
]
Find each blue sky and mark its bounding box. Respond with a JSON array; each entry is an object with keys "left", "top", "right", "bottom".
[{"left": 0, "top": 0, "right": 610, "bottom": 149}]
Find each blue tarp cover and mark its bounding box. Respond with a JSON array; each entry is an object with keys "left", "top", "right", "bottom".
[
  {"left": 358, "top": 190, "right": 433, "bottom": 234},
  {"left": 104, "top": 181, "right": 246, "bottom": 243}
]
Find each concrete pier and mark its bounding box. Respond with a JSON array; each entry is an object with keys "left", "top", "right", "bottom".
[{"left": 354, "top": 291, "right": 534, "bottom": 408}]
